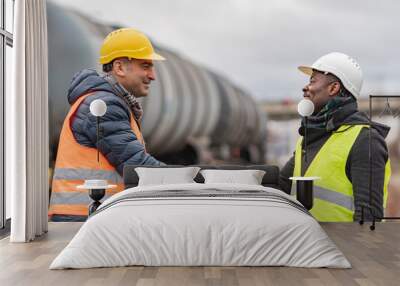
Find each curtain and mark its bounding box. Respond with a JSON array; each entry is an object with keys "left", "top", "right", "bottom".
[{"left": 7, "top": 0, "right": 49, "bottom": 242}]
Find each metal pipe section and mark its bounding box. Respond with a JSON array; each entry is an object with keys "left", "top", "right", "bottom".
[{"left": 47, "top": 2, "right": 267, "bottom": 163}]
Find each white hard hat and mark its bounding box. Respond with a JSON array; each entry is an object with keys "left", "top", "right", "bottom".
[{"left": 298, "top": 52, "right": 363, "bottom": 98}]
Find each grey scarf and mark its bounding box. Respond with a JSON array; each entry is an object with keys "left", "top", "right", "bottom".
[{"left": 102, "top": 73, "right": 144, "bottom": 122}]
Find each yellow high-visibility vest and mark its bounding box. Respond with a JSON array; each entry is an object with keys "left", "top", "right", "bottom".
[{"left": 293, "top": 124, "right": 391, "bottom": 222}]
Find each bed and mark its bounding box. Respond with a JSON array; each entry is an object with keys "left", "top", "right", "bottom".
[{"left": 49, "top": 165, "right": 350, "bottom": 269}]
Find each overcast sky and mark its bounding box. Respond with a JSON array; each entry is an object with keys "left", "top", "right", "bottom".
[{"left": 51, "top": 0, "right": 400, "bottom": 101}]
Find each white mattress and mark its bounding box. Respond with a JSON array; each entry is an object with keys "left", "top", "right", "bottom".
[{"left": 50, "top": 183, "right": 351, "bottom": 269}]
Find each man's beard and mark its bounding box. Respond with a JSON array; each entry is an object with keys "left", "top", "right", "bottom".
[{"left": 129, "top": 85, "right": 148, "bottom": 98}]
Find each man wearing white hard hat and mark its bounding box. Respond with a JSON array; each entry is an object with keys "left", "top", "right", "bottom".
[{"left": 279, "top": 52, "right": 391, "bottom": 222}]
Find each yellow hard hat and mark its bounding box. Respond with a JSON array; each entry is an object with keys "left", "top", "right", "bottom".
[{"left": 99, "top": 28, "right": 165, "bottom": 64}]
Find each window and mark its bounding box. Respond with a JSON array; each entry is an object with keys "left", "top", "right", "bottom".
[{"left": 0, "top": 0, "right": 14, "bottom": 234}]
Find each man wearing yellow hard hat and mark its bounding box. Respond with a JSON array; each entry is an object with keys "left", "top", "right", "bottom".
[{"left": 49, "top": 28, "right": 165, "bottom": 222}]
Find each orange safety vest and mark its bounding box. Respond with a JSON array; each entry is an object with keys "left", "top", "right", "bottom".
[{"left": 48, "top": 92, "right": 145, "bottom": 217}]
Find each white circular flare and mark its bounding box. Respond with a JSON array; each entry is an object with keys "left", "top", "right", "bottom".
[
  {"left": 90, "top": 99, "right": 107, "bottom": 117},
  {"left": 297, "top": 99, "right": 314, "bottom": 117}
]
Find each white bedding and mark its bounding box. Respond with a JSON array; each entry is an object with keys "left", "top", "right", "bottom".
[{"left": 50, "top": 183, "right": 351, "bottom": 269}]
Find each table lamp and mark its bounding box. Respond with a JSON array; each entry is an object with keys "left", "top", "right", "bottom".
[
  {"left": 289, "top": 98, "right": 319, "bottom": 210},
  {"left": 77, "top": 99, "right": 113, "bottom": 215}
]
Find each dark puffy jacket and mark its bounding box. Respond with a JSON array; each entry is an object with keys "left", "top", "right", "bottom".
[{"left": 67, "top": 69, "right": 161, "bottom": 175}]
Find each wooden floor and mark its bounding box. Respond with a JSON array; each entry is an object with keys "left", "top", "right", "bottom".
[{"left": 1, "top": 222, "right": 399, "bottom": 286}]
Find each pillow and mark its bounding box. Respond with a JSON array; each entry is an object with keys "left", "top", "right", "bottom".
[
  {"left": 135, "top": 167, "right": 201, "bottom": 186},
  {"left": 200, "top": 169, "right": 266, "bottom": 185}
]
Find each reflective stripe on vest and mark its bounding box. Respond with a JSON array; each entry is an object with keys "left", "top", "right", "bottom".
[
  {"left": 293, "top": 124, "right": 390, "bottom": 222},
  {"left": 291, "top": 184, "right": 354, "bottom": 211},
  {"left": 49, "top": 92, "right": 145, "bottom": 217},
  {"left": 53, "top": 168, "right": 123, "bottom": 183},
  {"left": 50, "top": 191, "right": 114, "bottom": 205}
]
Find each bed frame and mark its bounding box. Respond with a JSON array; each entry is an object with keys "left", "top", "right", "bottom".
[
  {"left": 123, "top": 165, "right": 281, "bottom": 189},
  {"left": 87, "top": 165, "right": 282, "bottom": 214}
]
